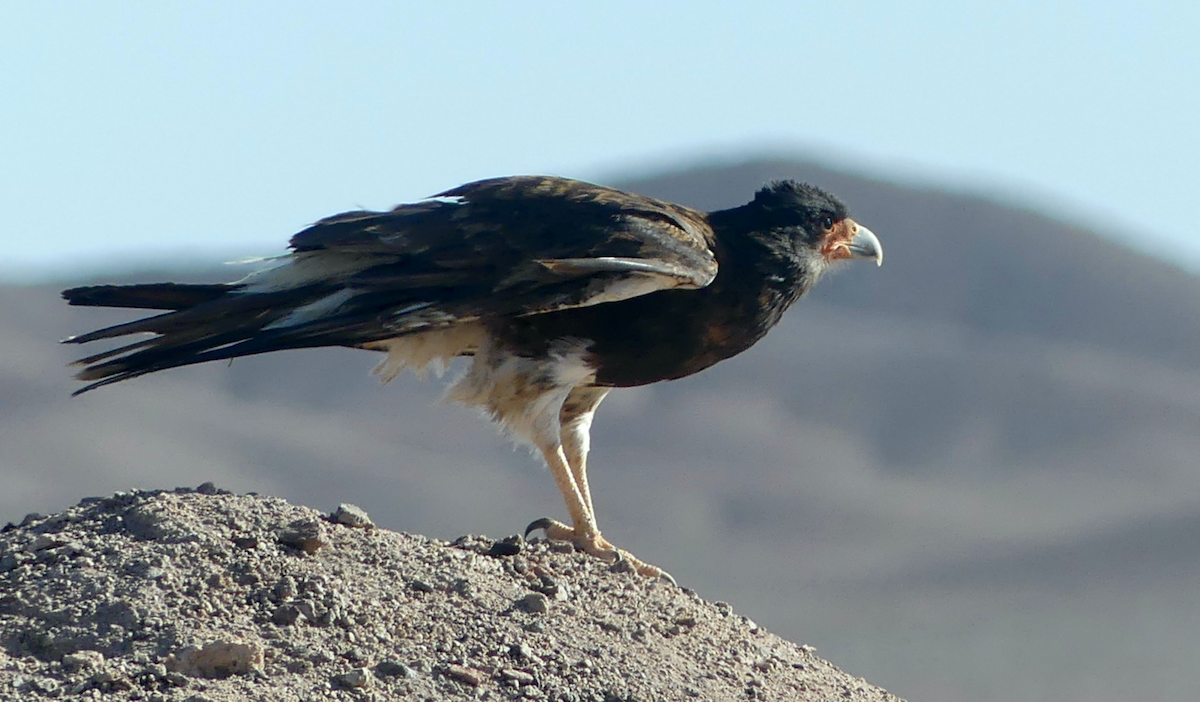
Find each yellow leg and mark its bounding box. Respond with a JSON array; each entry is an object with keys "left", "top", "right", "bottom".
[{"left": 526, "top": 387, "right": 674, "bottom": 584}]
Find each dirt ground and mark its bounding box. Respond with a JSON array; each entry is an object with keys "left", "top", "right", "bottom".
[{"left": 0, "top": 486, "right": 902, "bottom": 701}]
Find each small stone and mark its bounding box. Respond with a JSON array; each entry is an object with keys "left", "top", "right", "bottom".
[
  {"left": 409, "top": 579, "right": 435, "bottom": 593},
  {"left": 0, "top": 552, "right": 23, "bottom": 572},
  {"left": 375, "top": 660, "right": 418, "bottom": 679},
  {"left": 531, "top": 574, "right": 569, "bottom": 600},
  {"left": 525, "top": 621, "right": 546, "bottom": 633},
  {"left": 334, "top": 667, "right": 372, "bottom": 688},
  {"left": 63, "top": 650, "right": 105, "bottom": 672},
  {"left": 273, "top": 575, "right": 298, "bottom": 601},
  {"left": 501, "top": 668, "right": 535, "bottom": 685},
  {"left": 271, "top": 604, "right": 303, "bottom": 625},
  {"left": 518, "top": 592, "right": 550, "bottom": 613},
  {"left": 232, "top": 535, "right": 259, "bottom": 550},
  {"left": 166, "top": 640, "right": 264, "bottom": 678},
  {"left": 30, "top": 534, "right": 64, "bottom": 552},
  {"left": 508, "top": 643, "right": 535, "bottom": 661},
  {"left": 92, "top": 670, "right": 134, "bottom": 691},
  {"left": 445, "top": 664, "right": 486, "bottom": 686},
  {"left": 487, "top": 535, "right": 523, "bottom": 557},
  {"left": 332, "top": 503, "right": 374, "bottom": 529},
  {"left": 278, "top": 519, "right": 327, "bottom": 554},
  {"left": 608, "top": 558, "right": 637, "bottom": 576},
  {"left": 195, "top": 482, "right": 220, "bottom": 495}
]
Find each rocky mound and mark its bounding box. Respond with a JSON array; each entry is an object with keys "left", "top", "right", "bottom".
[{"left": 0, "top": 486, "right": 901, "bottom": 701}]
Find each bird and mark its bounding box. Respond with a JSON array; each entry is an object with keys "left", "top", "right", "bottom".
[{"left": 62, "top": 175, "right": 882, "bottom": 581}]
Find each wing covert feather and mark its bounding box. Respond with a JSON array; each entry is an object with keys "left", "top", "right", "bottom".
[{"left": 281, "top": 177, "right": 718, "bottom": 326}]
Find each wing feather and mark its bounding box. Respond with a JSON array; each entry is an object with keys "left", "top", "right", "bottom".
[
  {"left": 63, "top": 176, "right": 721, "bottom": 392},
  {"left": 279, "top": 176, "right": 718, "bottom": 321}
]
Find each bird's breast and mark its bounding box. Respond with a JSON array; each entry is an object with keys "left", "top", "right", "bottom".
[{"left": 499, "top": 274, "right": 797, "bottom": 388}]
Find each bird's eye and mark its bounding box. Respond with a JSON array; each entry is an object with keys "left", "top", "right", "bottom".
[{"left": 822, "top": 216, "right": 835, "bottom": 230}]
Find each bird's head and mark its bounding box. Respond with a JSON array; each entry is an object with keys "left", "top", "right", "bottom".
[{"left": 729, "top": 180, "right": 883, "bottom": 270}]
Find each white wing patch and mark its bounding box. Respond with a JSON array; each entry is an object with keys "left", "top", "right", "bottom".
[
  {"left": 239, "top": 252, "right": 381, "bottom": 292},
  {"left": 533, "top": 255, "right": 714, "bottom": 311},
  {"left": 580, "top": 272, "right": 683, "bottom": 306},
  {"left": 263, "top": 289, "right": 357, "bottom": 330}
]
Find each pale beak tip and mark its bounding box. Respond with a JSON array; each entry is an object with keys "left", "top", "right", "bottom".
[{"left": 847, "top": 223, "right": 883, "bottom": 267}]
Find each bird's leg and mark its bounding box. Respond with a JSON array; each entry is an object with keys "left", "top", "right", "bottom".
[
  {"left": 527, "top": 388, "right": 674, "bottom": 583},
  {"left": 529, "top": 439, "right": 610, "bottom": 553},
  {"left": 560, "top": 388, "right": 607, "bottom": 521}
]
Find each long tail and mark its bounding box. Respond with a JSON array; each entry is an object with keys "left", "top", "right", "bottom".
[{"left": 62, "top": 281, "right": 363, "bottom": 395}]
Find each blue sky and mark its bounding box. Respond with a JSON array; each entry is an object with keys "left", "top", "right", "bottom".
[{"left": 2, "top": 1, "right": 1198, "bottom": 281}]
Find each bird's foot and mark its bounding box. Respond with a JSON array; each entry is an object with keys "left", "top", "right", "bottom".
[{"left": 524, "top": 517, "right": 676, "bottom": 585}]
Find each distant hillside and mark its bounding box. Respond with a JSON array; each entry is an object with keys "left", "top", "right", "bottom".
[{"left": 4, "top": 157, "right": 1198, "bottom": 702}]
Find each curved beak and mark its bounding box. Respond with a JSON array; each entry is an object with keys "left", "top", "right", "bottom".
[{"left": 845, "top": 220, "right": 883, "bottom": 266}]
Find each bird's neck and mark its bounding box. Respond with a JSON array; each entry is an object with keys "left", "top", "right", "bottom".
[{"left": 693, "top": 216, "right": 823, "bottom": 354}]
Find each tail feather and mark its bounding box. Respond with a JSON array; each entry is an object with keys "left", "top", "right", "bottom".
[
  {"left": 62, "top": 275, "right": 453, "bottom": 394},
  {"left": 62, "top": 282, "right": 346, "bottom": 394},
  {"left": 62, "top": 283, "right": 233, "bottom": 310},
  {"left": 62, "top": 286, "right": 321, "bottom": 344}
]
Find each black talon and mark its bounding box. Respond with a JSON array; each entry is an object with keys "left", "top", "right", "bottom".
[{"left": 524, "top": 517, "right": 556, "bottom": 538}]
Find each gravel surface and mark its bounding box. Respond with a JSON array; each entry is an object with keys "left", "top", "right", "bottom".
[{"left": 0, "top": 486, "right": 902, "bottom": 701}]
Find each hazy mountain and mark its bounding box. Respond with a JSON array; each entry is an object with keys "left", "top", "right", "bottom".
[{"left": 3, "top": 157, "right": 1198, "bottom": 702}]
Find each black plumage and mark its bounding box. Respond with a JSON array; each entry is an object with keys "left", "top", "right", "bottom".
[{"left": 63, "top": 175, "right": 882, "bottom": 580}]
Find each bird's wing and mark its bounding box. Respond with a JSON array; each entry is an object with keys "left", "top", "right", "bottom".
[
  {"left": 61, "top": 177, "right": 718, "bottom": 392},
  {"left": 255, "top": 176, "right": 719, "bottom": 337}
]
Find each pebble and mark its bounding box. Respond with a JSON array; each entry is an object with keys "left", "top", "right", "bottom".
[
  {"left": 518, "top": 592, "right": 551, "bottom": 613},
  {"left": 30, "top": 534, "right": 64, "bottom": 552},
  {"left": 501, "top": 668, "right": 535, "bottom": 685},
  {"left": 445, "top": 664, "right": 486, "bottom": 686},
  {"left": 332, "top": 504, "right": 374, "bottom": 529},
  {"left": 277, "top": 519, "right": 327, "bottom": 554},
  {"left": 63, "top": 650, "right": 105, "bottom": 672},
  {"left": 274, "top": 574, "right": 298, "bottom": 600},
  {"left": 487, "top": 535, "right": 524, "bottom": 557},
  {"left": 375, "top": 660, "right": 419, "bottom": 679},
  {"left": 334, "top": 667, "right": 372, "bottom": 688},
  {"left": 272, "top": 604, "right": 303, "bottom": 625},
  {"left": 167, "top": 640, "right": 264, "bottom": 678}
]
